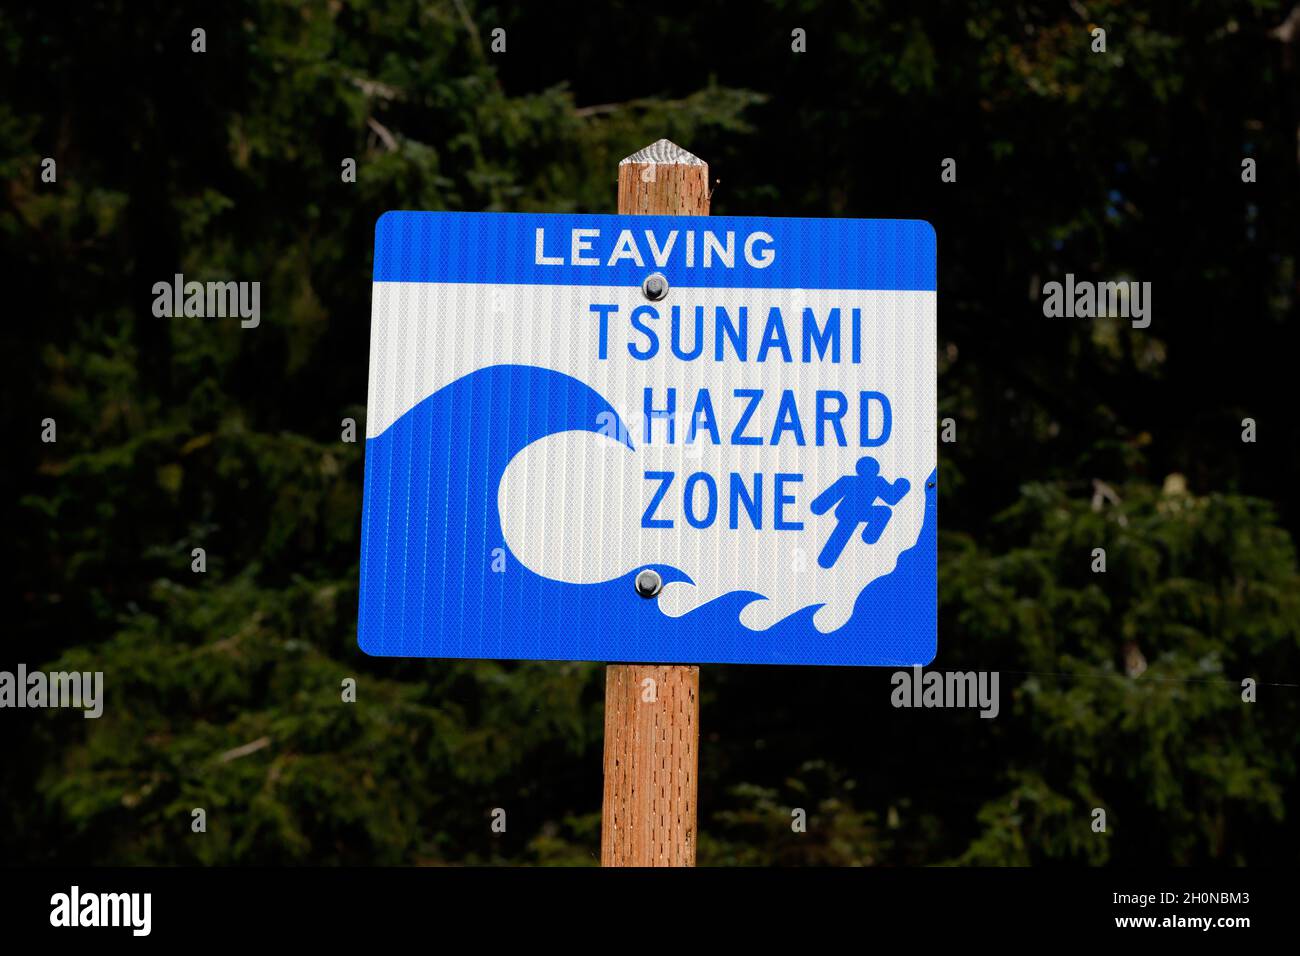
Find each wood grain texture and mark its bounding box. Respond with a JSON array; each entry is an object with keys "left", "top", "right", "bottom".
[
  {"left": 602, "top": 141, "right": 708, "bottom": 867},
  {"left": 601, "top": 664, "right": 700, "bottom": 866},
  {"left": 616, "top": 141, "right": 710, "bottom": 216}
]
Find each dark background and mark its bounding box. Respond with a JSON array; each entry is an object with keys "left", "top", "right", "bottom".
[{"left": 2, "top": 0, "right": 1298, "bottom": 865}]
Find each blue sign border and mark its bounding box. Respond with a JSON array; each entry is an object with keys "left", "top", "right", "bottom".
[{"left": 360, "top": 212, "right": 937, "bottom": 666}]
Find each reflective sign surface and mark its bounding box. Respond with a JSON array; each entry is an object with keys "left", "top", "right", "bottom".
[{"left": 360, "top": 212, "right": 936, "bottom": 665}]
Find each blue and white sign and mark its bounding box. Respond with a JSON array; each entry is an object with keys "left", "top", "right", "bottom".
[{"left": 359, "top": 212, "right": 936, "bottom": 665}]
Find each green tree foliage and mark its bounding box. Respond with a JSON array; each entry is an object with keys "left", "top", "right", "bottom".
[
  {"left": 946, "top": 478, "right": 1300, "bottom": 864},
  {"left": 2, "top": 0, "right": 1297, "bottom": 865}
]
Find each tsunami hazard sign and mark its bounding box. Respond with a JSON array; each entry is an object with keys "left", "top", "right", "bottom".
[{"left": 358, "top": 211, "right": 936, "bottom": 665}]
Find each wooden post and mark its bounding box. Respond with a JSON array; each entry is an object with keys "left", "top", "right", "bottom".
[{"left": 601, "top": 139, "right": 707, "bottom": 867}]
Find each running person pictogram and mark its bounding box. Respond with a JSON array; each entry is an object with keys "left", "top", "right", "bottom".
[{"left": 810, "top": 457, "right": 911, "bottom": 569}]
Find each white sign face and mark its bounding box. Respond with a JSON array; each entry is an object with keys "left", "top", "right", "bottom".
[{"left": 360, "top": 212, "right": 936, "bottom": 666}]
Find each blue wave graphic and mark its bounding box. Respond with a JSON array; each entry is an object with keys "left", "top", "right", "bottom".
[{"left": 358, "top": 365, "right": 935, "bottom": 665}]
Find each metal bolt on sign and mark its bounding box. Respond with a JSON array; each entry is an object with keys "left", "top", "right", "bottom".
[
  {"left": 642, "top": 272, "right": 669, "bottom": 301},
  {"left": 635, "top": 568, "right": 663, "bottom": 598}
]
